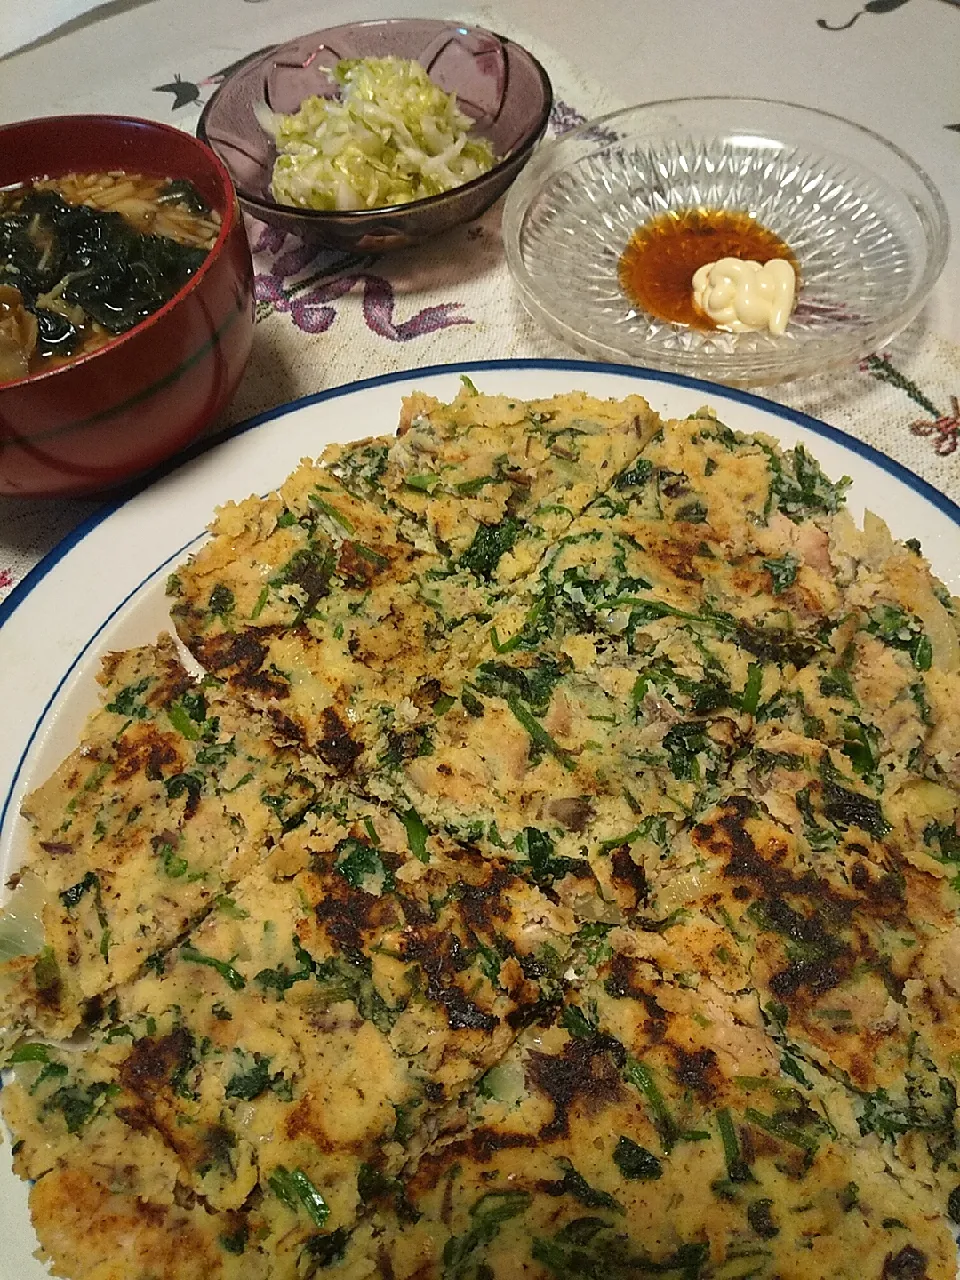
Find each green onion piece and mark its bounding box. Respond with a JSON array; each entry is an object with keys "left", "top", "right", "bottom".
[
  {"left": 741, "top": 663, "right": 763, "bottom": 715},
  {"left": 506, "top": 696, "right": 576, "bottom": 772},
  {"left": 455, "top": 475, "right": 500, "bottom": 495},
  {"left": 490, "top": 626, "right": 522, "bottom": 654},
  {"left": 624, "top": 1058, "right": 677, "bottom": 1152},
  {"left": 598, "top": 827, "right": 644, "bottom": 853},
  {"left": 268, "top": 1165, "right": 330, "bottom": 1228},
  {"left": 404, "top": 473, "right": 440, "bottom": 493},
  {"left": 913, "top": 634, "right": 933, "bottom": 671},
  {"left": 9, "top": 1043, "right": 50, "bottom": 1064},
  {"left": 717, "top": 1107, "right": 752, "bottom": 1182},
  {"left": 167, "top": 704, "right": 201, "bottom": 740},
  {"left": 744, "top": 1107, "right": 819, "bottom": 1153},
  {"left": 213, "top": 894, "right": 250, "bottom": 920},
  {"left": 180, "top": 945, "right": 246, "bottom": 990},
  {"left": 401, "top": 808, "right": 429, "bottom": 862},
  {"left": 162, "top": 844, "right": 189, "bottom": 878},
  {"left": 598, "top": 598, "right": 733, "bottom": 632},
  {"left": 250, "top": 586, "right": 270, "bottom": 620},
  {"left": 309, "top": 493, "right": 355, "bottom": 533},
  {"left": 354, "top": 543, "right": 389, "bottom": 568}
]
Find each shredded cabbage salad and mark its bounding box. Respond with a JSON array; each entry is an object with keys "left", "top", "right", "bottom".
[{"left": 262, "top": 56, "right": 497, "bottom": 212}]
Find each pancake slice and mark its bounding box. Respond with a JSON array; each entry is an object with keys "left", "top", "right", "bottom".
[
  {"left": 2, "top": 794, "right": 582, "bottom": 1276},
  {"left": 325, "top": 385, "right": 661, "bottom": 576},
  {"left": 321, "top": 1008, "right": 957, "bottom": 1278},
  {"left": 168, "top": 465, "right": 451, "bottom": 772},
  {"left": 0, "top": 635, "right": 309, "bottom": 1045}
]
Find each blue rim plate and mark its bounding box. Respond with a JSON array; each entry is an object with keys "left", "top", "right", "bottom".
[
  {"left": 1, "top": 357, "right": 959, "bottom": 1276},
  {"left": 5, "top": 358, "right": 959, "bottom": 631}
]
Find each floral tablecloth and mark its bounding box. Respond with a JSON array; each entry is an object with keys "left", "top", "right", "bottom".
[{"left": 2, "top": 0, "right": 959, "bottom": 606}]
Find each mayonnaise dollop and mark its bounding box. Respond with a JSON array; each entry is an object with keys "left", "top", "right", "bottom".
[{"left": 691, "top": 257, "right": 796, "bottom": 336}]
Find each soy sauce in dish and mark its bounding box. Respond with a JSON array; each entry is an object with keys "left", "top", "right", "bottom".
[{"left": 618, "top": 209, "right": 797, "bottom": 329}]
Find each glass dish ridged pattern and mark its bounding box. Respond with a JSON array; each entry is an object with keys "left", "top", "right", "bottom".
[{"left": 503, "top": 98, "right": 949, "bottom": 386}]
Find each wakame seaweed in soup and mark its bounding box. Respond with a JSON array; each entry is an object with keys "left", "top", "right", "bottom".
[{"left": 0, "top": 173, "right": 220, "bottom": 383}]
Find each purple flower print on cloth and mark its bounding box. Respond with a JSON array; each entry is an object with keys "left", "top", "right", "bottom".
[
  {"left": 254, "top": 271, "right": 471, "bottom": 340},
  {"left": 549, "top": 99, "right": 618, "bottom": 143},
  {"left": 361, "top": 277, "right": 471, "bottom": 341},
  {"left": 250, "top": 222, "right": 473, "bottom": 341}
]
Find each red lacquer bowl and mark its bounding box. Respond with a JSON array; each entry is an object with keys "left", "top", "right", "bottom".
[{"left": 0, "top": 115, "right": 255, "bottom": 497}]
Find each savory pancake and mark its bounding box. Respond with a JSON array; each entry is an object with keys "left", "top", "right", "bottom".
[
  {"left": 0, "top": 635, "right": 309, "bottom": 1046},
  {"left": 2, "top": 386, "right": 959, "bottom": 1279}
]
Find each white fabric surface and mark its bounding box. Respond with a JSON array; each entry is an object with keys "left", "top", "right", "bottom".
[{"left": 0, "top": 0, "right": 127, "bottom": 59}]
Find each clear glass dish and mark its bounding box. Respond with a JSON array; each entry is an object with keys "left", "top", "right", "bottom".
[{"left": 503, "top": 98, "right": 949, "bottom": 387}]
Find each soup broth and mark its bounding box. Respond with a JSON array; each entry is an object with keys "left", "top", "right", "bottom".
[{"left": 0, "top": 172, "right": 221, "bottom": 384}]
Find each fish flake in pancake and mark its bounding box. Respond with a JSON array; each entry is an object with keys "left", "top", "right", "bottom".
[{"left": 0, "top": 636, "right": 308, "bottom": 1045}]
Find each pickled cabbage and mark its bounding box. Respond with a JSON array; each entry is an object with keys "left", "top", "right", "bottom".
[{"left": 263, "top": 56, "right": 496, "bottom": 212}]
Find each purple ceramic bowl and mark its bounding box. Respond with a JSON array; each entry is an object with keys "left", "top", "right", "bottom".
[{"left": 197, "top": 18, "right": 553, "bottom": 252}]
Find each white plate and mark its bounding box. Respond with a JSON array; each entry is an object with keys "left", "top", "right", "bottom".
[{"left": 2, "top": 358, "right": 959, "bottom": 1277}]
